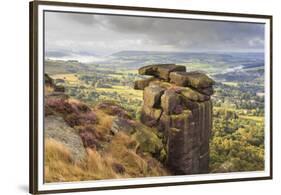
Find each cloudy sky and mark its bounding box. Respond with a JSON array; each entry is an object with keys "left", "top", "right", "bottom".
[{"left": 45, "top": 11, "right": 264, "bottom": 61}]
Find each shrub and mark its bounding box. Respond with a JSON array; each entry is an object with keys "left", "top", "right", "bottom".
[
  {"left": 64, "top": 112, "right": 97, "bottom": 127},
  {"left": 96, "top": 101, "right": 132, "bottom": 119},
  {"left": 45, "top": 97, "right": 98, "bottom": 126},
  {"left": 45, "top": 139, "right": 118, "bottom": 182},
  {"left": 45, "top": 97, "right": 73, "bottom": 116},
  {"left": 79, "top": 128, "right": 100, "bottom": 149}
]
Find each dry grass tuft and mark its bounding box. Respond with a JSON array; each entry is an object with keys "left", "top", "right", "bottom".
[
  {"left": 83, "top": 149, "right": 119, "bottom": 179},
  {"left": 45, "top": 132, "right": 168, "bottom": 183},
  {"left": 106, "top": 132, "right": 168, "bottom": 177},
  {"left": 45, "top": 139, "right": 87, "bottom": 182},
  {"left": 45, "top": 85, "right": 54, "bottom": 95},
  {"left": 45, "top": 139, "right": 119, "bottom": 182},
  {"left": 45, "top": 138, "right": 72, "bottom": 164}
]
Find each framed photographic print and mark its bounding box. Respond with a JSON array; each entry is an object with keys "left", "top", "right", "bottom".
[{"left": 29, "top": 1, "right": 273, "bottom": 194}]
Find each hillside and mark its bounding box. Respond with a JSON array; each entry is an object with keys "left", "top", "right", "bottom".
[{"left": 44, "top": 77, "right": 168, "bottom": 182}]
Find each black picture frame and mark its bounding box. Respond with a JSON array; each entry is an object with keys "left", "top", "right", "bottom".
[{"left": 30, "top": 1, "right": 273, "bottom": 194}]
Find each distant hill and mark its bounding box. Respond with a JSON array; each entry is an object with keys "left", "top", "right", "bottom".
[
  {"left": 45, "top": 51, "right": 264, "bottom": 77},
  {"left": 45, "top": 59, "right": 95, "bottom": 75},
  {"left": 105, "top": 50, "right": 265, "bottom": 72}
]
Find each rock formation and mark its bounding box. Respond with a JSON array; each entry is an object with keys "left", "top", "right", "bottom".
[
  {"left": 134, "top": 64, "right": 215, "bottom": 175},
  {"left": 45, "top": 73, "right": 65, "bottom": 93}
]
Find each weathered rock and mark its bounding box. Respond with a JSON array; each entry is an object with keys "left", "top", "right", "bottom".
[
  {"left": 111, "top": 117, "right": 136, "bottom": 135},
  {"left": 140, "top": 105, "right": 162, "bottom": 127},
  {"left": 180, "top": 87, "right": 210, "bottom": 102},
  {"left": 143, "top": 85, "right": 165, "bottom": 108},
  {"left": 149, "top": 80, "right": 173, "bottom": 89},
  {"left": 54, "top": 85, "right": 65, "bottom": 92},
  {"left": 197, "top": 86, "right": 214, "bottom": 96},
  {"left": 136, "top": 64, "right": 214, "bottom": 175},
  {"left": 161, "top": 90, "right": 182, "bottom": 115},
  {"left": 45, "top": 73, "right": 54, "bottom": 87},
  {"left": 169, "top": 71, "right": 215, "bottom": 89},
  {"left": 157, "top": 109, "right": 199, "bottom": 174},
  {"left": 45, "top": 115, "right": 86, "bottom": 162},
  {"left": 163, "top": 99, "right": 212, "bottom": 175},
  {"left": 139, "top": 64, "right": 186, "bottom": 80},
  {"left": 170, "top": 110, "right": 192, "bottom": 130},
  {"left": 55, "top": 78, "right": 65, "bottom": 84},
  {"left": 158, "top": 112, "right": 171, "bottom": 134},
  {"left": 180, "top": 95, "right": 200, "bottom": 110},
  {"left": 134, "top": 77, "right": 156, "bottom": 90}
]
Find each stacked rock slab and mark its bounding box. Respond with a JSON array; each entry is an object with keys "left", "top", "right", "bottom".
[{"left": 134, "top": 64, "right": 215, "bottom": 175}]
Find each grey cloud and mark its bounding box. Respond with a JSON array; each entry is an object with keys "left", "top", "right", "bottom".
[
  {"left": 46, "top": 51, "right": 69, "bottom": 58},
  {"left": 45, "top": 11, "right": 265, "bottom": 56}
]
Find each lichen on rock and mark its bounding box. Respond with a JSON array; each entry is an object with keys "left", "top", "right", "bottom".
[
  {"left": 169, "top": 71, "right": 215, "bottom": 89},
  {"left": 135, "top": 64, "right": 215, "bottom": 175}
]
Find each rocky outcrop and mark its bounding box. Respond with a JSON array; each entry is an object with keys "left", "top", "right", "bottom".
[
  {"left": 45, "top": 115, "right": 86, "bottom": 162},
  {"left": 45, "top": 73, "right": 65, "bottom": 92},
  {"left": 135, "top": 64, "right": 215, "bottom": 175},
  {"left": 45, "top": 73, "right": 55, "bottom": 87}
]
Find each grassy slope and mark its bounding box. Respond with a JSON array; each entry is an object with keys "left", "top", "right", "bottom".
[{"left": 44, "top": 94, "right": 168, "bottom": 183}]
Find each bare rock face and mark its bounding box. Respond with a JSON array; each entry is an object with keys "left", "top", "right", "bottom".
[
  {"left": 143, "top": 85, "right": 165, "bottom": 108},
  {"left": 161, "top": 90, "right": 182, "bottom": 115},
  {"left": 45, "top": 115, "right": 86, "bottom": 162},
  {"left": 135, "top": 64, "right": 215, "bottom": 175}
]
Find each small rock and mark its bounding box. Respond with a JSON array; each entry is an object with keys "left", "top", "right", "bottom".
[{"left": 111, "top": 117, "right": 136, "bottom": 135}]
